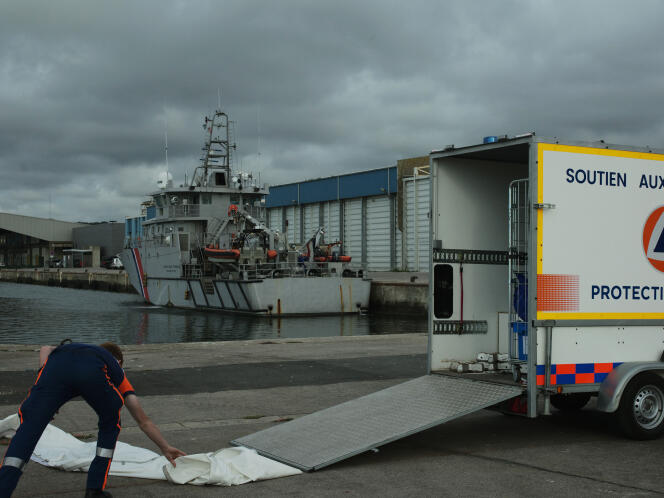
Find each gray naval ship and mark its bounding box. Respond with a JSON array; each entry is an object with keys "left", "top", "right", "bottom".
[{"left": 121, "top": 109, "right": 371, "bottom": 315}]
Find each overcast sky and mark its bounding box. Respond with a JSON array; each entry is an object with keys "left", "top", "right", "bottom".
[{"left": 1, "top": 0, "right": 663, "bottom": 222}]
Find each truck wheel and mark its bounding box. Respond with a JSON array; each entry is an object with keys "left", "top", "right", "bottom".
[
  {"left": 617, "top": 373, "right": 664, "bottom": 440},
  {"left": 550, "top": 393, "right": 591, "bottom": 411}
]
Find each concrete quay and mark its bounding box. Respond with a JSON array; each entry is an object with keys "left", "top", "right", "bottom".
[
  {"left": 2, "top": 334, "right": 664, "bottom": 497},
  {"left": 0, "top": 267, "right": 131, "bottom": 293},
  {"left": 368, "top": 271, "right": 428, "bottom": 316},
  {"left": 0, "top": 269, "right": 429, "bottom": 315}
]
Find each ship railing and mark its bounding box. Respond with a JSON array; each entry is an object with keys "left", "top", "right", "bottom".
[
  {"left": 183, "top": 264, "right": 202, "bottom": 278},
  {"left": 201, "top": 232, "right": 220, "bottom": 247},
  {"left": 237, "top": 260, "right": 367, "bottom": 280},
  {"left": 168, "top": 204, "right": 201, "bottom": 218},
  {"left": 241, "top": 204, "right": 266, "bottom": 221},
  {"left": 123, "top": 237, "right": 182, "bottom": 251}
]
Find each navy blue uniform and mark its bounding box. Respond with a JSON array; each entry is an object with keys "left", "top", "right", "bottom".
[{"left": 0, "top": 344, "right": 135, "bottom": 497}]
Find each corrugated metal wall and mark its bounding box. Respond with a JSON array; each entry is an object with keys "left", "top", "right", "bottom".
[
  {"left": 284, "top": 205, "right": 300, "bottom": 246},
  {"left": 395, "top": 206, "right": 403, "bottom": 271},
  {"left": 266, "top": 167, "right": 397, "bottom": 208},
  {"left": 303, "top": 204, "right": 318, "bottom": 242},
  {"left": 263, "top": 166, "right": 431, "bottom": 271},
  {"left": 366, "top": 196, "right": 391, "bottom": 270},
  {"left": 403, "top": 176, "right": 430, "bottom": 271},
  {"left": 269, "top": 208, "right": 283, "bottom": 237},
  {"left": 322, "top": 201, "right": 341, "bottom": 244},
  {"left": 342, "top": 198, "right": 363, "bottom": 263},
  {"left": 265, "top": 190, "right": 420, "bottom": 271}
]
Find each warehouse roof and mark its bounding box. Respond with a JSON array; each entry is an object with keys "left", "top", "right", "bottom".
[
  {"left": 0, "top": 212, "right": 86, "bottom": 242},
  {"left": 265, "top": 166, "right": 398, "bottom": 208}
]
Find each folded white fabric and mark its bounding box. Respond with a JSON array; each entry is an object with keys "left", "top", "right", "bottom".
[
  {"left": 0, "top": 413, "right": 301, "bottom": 486},
  {"left": 162, "top": 447, "right": 301, "bottom": 486}
]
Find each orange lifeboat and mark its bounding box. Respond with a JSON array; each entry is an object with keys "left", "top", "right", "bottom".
[
  {"left": 328, "top": 255, "right": 351, "bottom": 262},
  {"left": 204, "top": 247, "right": 240, "bottom": 261}
]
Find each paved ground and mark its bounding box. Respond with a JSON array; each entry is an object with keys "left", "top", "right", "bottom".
[{"left": 2, "top": 334, "right": 664, "bottom": 497}]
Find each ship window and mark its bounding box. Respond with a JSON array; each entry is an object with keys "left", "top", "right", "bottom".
[
  {"left": 433, "top": 264, "right": 453, "bottom": 319},
  {"left": 215, "top": 172, "right": 226, "bottom": 186}
]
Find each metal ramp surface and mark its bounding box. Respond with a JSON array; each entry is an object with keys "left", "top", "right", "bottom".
[{"left": 231, "top": 374, "right": 522, "bottom": 471}]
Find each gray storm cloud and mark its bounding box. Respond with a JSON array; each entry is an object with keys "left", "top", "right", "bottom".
[{"left": 0, "top": 0, "right": 663, "bottom": 221}]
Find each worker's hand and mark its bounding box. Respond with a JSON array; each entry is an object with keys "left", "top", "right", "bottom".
[
  {"left": 39, "top": 346, "right": 56, "bottom": 368},
  {"left": 163, "top": 446, "right": 187, "bottom": 466}
]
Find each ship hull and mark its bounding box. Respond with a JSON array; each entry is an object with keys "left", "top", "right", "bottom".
[{"left": 121, "top": 248, "right": 371, "bottom": 315}]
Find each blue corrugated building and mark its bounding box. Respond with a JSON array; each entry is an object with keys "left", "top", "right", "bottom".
[
  {"left": 263, "top": 165, "right": 411, "bottom": 271},
  {"left": 265, "top": 167, "right": 398, "bottom": 208}
]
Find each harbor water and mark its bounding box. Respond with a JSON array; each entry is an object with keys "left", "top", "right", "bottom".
[{"left": 0, "top": 282, "right": 426, "bottom": 345}]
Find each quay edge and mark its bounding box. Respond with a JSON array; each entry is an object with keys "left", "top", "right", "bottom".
[
  {"left": 0, "top": 268, "right": 428, "bottom": 315},
  {"left": 0, "top": 267, "right": 132, "bottom": 293}
]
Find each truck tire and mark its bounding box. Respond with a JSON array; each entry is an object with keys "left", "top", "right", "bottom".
[
  {"left": 617, "top": 373, "right": 664, "bottom": 440},
  {"left": 550, "top": 393, "right": 591, "bottom": 411}
]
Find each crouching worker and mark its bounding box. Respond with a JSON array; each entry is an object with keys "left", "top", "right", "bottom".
[{"left": 0, "top": 342, "right": 186, "bottom": 498}]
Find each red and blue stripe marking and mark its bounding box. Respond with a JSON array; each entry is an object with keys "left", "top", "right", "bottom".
[
  {"left": 131, "top": 248, "right": 150, "bottom": 302},
  {"left": 536, "top": 362, "right": 623, "bottom": 386}
]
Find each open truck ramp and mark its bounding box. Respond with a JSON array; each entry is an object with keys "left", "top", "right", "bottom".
[{"left": 231, "top": 374, "right": 522, "bottom": 471}]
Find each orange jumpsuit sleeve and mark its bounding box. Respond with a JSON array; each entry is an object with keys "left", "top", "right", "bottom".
[{"left": 118, "top": 376, "right": 135, "bottom": 398}]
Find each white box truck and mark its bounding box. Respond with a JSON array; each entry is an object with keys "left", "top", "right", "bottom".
[
  {"left": 429, "top": 135, "right": 664, "bottom": 438},
  {"left": 232, "top": 136, "right": 664, "bottom": 472}
]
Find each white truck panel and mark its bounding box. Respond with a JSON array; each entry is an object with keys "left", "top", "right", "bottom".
[
  {"left": 536, "top": 326, "right": 664, "bottom": 366},
  {"left": 538, "top": 145, "right": 664, "bottom": 320},
  {"left": 433, "top": 158, "right": 526, "bottom": 251},
  {"left": 430, "top": 157, "right": 526, "bottom": 369},
  {"left": 431, "top": 263, "right": 509, "bottom": 367}
]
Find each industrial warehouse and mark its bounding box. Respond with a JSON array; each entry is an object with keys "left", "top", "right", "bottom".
[{"left": 0, "top": 213, "right": 124, "bottom": 269}]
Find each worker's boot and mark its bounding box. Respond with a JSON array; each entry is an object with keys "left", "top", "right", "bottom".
[
  {"left": 0, "top": 462, "right": 23, "bottom": 498},
  {"left": 84, "top": 489, "right": 113, "bottom": 498}
]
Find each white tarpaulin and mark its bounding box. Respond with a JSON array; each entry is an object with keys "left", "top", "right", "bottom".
[{"left": 0, "top": 414, "right": 301, "bottom": 486}]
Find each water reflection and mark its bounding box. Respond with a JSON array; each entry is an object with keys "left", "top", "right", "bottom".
[{"left": 0, "top": 282, "right": 426, "bottom": 345}]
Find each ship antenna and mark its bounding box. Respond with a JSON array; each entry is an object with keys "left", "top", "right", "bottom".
[
  {"left": 257, "top": 104, "right": 262, "bottom": 172},
  {"left": 217, "top": 87, "right": 222, "bottom": 111},
  {"left": 164, "top": 116, "right": 170, "bottom": 186}
]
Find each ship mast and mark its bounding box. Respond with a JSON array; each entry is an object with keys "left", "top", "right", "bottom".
[{"left": 199, "top": 110, "right": 235, "bottom": 186}]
